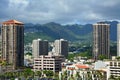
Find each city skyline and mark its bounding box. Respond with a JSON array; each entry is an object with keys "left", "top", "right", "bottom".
[
  {"left": 0, "top": 0, "right": 120, "bottom": 24},
  {"left": 0, "top": 0, "right": 120, "bottom": 79},
  {"left": 0, "top": 19, "right": 119, "bottom": 79}
]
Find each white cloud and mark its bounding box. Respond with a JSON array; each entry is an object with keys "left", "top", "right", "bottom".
[
  {"left": 0, "top": 0, "right": 120, "bottom": 24},
  {"left": 9, "top": 0, "right": 29, "bottom": 10}
]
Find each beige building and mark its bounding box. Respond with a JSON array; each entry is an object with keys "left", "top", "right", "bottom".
[
  {"left": 33, "top": 55, "right": 65, "bottom": 72},
  {"left": 93, "top": 22, "right": 110, "bottom": 59},
  {"left": 1, "top": 20, "right": 24, "bottom": 69}
]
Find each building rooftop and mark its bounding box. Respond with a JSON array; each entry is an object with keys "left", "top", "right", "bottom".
[
  {"left": 75, "top": 64, "right": 89, "bottom": 69},
  {"left": 2, "top": 20, "right": 23, "bottom": 25}
]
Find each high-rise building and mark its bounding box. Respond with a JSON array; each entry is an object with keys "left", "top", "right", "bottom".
[
  {"left": 93, "top": 22, "right": 110, "bottom": 59},
  {"left": 54, "top": 39, "right": 68, "bottom": 57},
  {"left": 1, "top": 20, "right": 24, "bottom": 69},
  {"left": 32, "top": 39, "right": 48, "bottom": 58},
  {"left": 117, "top": 24, "right": 120, "bottom": 56}
]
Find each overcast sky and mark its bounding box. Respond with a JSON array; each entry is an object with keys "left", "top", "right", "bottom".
[{"left": 0, "top": 0, "right": 120, "bottom": 24}]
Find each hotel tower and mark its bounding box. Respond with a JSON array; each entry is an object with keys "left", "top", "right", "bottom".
[
  {"left": 93, "top": 22, "right": 110, "bottom": 60},
  {"left": 1, "top": 20, "right": 24, "bottom": 69}
]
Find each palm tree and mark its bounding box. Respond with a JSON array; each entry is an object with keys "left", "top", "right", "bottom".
[
  {"left": 62, "top": 70, "right": 67, "bottom": 80},
  {"left": 86, "top": 71, "right": 92, "bottom": 80},
  {"left": 0, "top": 60, "right": 7, "bottom": 66},
  {"left": 23, "top": 68, "right": 33, "bottom": 79},
  {"left": 48, "top": 70, "right": 54, "bottom": 78},
  {"left": 43, "top": 70, "right": 47, "bottom": 77},
  {"left": 76, "top": 72, "right": 82, "bottom": 80},
  {"left": 36, "top": 71, "right": 42, "bottom": 78},
  {"left": 92, "top": 70, "right": 98, "bottom": 80},
  {"left": 70, "top": 74, "right": 75, "bottom": 80},
  {"left": 54, "top": 72, "right": 59, "bottom": 80},
  {"left": 109, "top": 75, "right": 116, "bottom": 80},
  {"left": 45, "top": 70, "right": 54, "bottom": 78},
  {"left": 97, "top": 70, "right": 106, "bottom": 80},
  {"left": 4, "top": 72, "right": 14, "bottom": 80},
  {"left": 43, "top": 70, "right": 54, "bottom": 78},
  {"left": 14, "top": 71, "right": 22, "bottom": 79},
  {"left": 0, "top": 74, "right": 4, "bottom": 80},
  {"left": 116, "top": 77, "right": 120, "bottom": 80},
  {"left": 31, "top": 71, "right": 35, "bottom": 79}
]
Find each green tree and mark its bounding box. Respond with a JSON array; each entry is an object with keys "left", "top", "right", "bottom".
[
  {"left": 25, "top": 52, "right": 32, "bottom": 56},
  {"left": 36, "top": 71, "right": 42, "bottom": 78},
  {"left": 109, "top": 75, "right": 116, "bottom": 80},
  {"left": 76, "top": 72, "right": 82, "bottom": 80},
  {"left": 98, "top": 54, "right": 107, "bottom": 60},
  {"left": 23, "top": 68, "right": 33, "bottom": 79},
  {"left": 43, "top": 70, "right": 54, "bottom": 78},
  {"left": 0, "top": 74, "right": 4, "bottom": 80},
  {"left": 116, "top": 56, "right": 120, "bottom": 60},
  {"left": 62, "top": 70, "right": 67, "bottom": 80},
  {"left": 86, "top": 71, "right": 92, "bottom": 80},
  {"left": 116, "top": 77, "right": 120, "bottom": 80},
  {"left": 0, "top": 60, "right": 7, "bottom": 66},
  {"left": 67, "top": 53, "right": 75, "bottom": 61},
  {"left": 54, "top": 72, "right": 59, "bottom": 80}
]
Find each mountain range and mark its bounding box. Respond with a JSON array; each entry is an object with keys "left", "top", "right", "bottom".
[{"left": 24, "top": 21, "right": 118, "bottom": 44}]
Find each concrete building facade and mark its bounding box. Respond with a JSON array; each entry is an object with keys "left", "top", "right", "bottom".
[
  {"left": 33, "top": 55, "right": 65, "bottom": 72},
  {"left": 1, "top": 20, "right": 24, "bottom": 69},
  {"left": 32, "top": 39, "right": 48, "bottom": 58},
  {"left": 108, "top": 61, "right": 120, "bottom": 78},
  {"left": 54, "top": 39, "right": 68, "bottom": 57},
  {"left": 93, "top": 22, "right": 110, "bottom": 60}
]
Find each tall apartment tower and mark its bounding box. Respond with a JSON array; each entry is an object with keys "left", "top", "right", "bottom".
[
  {"left": 32, "top": 39, "right": 48, "bottom": 58},
  {"left": 93, "top": 22, "right": 110, "bottom": 60},
  {"left": 1, "top": 20, "right": 24, "bottom": 69},
  {"left": 54, "top": 39, "right": 68, "bottom": 57},
  {"left": 117, "top": 24, "right": 120, "bottom": 56}
]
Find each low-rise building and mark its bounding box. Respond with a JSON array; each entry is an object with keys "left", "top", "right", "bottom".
[
  {"left": 106, "top": 60, "right": 120, "bottom": 79},
  {"left": 94, "top": 60, "right": 120, "bottom": 80},
  {"left": 60, "top": 63, "right": 91, "bottom": 80}
]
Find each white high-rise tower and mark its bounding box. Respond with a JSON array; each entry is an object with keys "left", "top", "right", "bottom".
[
  {"left": 117, "top": 24, "right": 120, "bottom": 56},
  {"left": 54, "top": 39, "right": 68, "bottom": 57},
  {"left": 32, "top": 39, "right": 48, "bottom": 58}
]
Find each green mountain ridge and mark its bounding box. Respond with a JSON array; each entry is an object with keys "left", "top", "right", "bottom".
[
  {"left": 24, "top": 22, "right": 93, "bottom": 44},
  {"left": 24, "top": 21, "right": 118, "bottom": 44}
]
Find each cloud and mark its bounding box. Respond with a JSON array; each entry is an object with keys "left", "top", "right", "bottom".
[
  {"left": 0, "top": 0, "right": 120, "bottom": 24},
  {"left": 0, "top": 0, "right": 9, "bottom": 19}
]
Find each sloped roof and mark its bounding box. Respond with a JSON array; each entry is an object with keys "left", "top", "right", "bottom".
[
  {"left": 75, "top": 64, "right": 89, "bottom": 69},
  {"left": 2, "top": 20, "right": 23, "bottom": 24}
]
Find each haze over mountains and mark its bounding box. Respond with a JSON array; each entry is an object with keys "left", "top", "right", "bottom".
[{"left": 24, "top": 21, "right": 118, "bottom": 44}]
